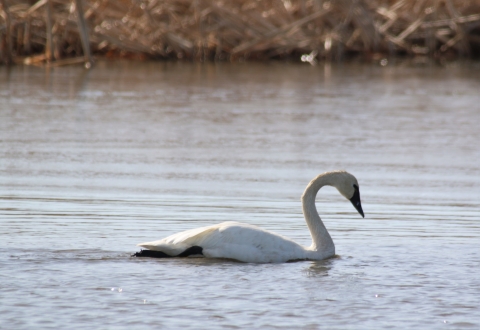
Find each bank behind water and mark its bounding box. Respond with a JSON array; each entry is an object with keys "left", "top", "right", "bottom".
[{"left": 1, "top": 0, "right": 480, "bottom": 66}]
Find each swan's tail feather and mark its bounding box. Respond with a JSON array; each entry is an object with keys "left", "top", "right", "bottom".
[
  {"left": 133, "top": 246, "right": 203, "bottom": 258},
  {"left": 133, "top": 250, "right": 172, "bottom": 258}
]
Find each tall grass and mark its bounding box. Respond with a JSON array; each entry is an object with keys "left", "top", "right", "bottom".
[{"left": 1, "top": 0, "right": 480, "bottom": 65}]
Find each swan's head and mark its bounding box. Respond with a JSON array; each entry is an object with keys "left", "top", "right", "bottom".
[{"left": 333, "top": 171, "right": 365, "bottom": 218}]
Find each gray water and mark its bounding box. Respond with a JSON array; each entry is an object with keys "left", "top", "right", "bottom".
[{"left": 1, "top": 60, "right": 479, "bottom": 329}]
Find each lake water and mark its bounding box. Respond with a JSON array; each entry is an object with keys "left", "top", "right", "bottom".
[{"left": 1, "top": 60, "right": 479, "bottom": 329}]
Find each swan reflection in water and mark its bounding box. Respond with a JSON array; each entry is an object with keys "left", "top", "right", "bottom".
[
  {"left": 134, "top": 170, "right": 364, "bottom": 263},
  {"left": 302, "top": 258, "right": 337, "bottom": 277}
]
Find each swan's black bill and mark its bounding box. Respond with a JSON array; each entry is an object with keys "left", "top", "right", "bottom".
[{"left": 350, "top": 185, "right": 364, "bottom": 218}]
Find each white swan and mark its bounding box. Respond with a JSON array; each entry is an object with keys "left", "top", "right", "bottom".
[{"left": 134, "top": 170, "right": 364, "bottom": 263}]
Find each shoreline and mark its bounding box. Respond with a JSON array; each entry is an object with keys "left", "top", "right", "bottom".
[{"left": 1, "top": 0, "right": 480, "bottom": 66}]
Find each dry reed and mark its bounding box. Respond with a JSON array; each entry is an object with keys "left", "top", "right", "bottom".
[{"left": 1, "top": 0, "right": 480, "bottom": 66}]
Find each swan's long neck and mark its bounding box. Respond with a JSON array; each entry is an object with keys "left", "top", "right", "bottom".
[{"left": 301, "top": 173, "right": 335, "bottom": 255}]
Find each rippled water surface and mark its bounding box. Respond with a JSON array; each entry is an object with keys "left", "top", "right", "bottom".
[{"left": 1, "top": 61, "right": 479, "bottom": 329}]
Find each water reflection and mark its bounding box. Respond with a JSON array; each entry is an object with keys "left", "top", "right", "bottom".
[{"left": 302, "top": 259, "right": 336, "bottom": 277}]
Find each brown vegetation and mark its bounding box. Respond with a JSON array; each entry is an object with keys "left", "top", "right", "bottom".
[{"left": 1, "top": 0, "right": 480, "bottom": 66}]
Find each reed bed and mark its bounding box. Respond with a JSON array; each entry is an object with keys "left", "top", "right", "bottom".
[{"left": 1, "top": 0, "right": 480, "bottom": 65}]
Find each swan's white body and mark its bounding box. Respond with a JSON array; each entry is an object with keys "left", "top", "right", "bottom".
[
  {"left": 138, "top": 221, "right": 326, "bottom": 263},
  {"left": 137, "top": 170, "right": 364, "bottom": 263}
]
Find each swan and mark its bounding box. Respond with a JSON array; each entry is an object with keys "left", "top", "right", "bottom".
[{"left": 134, "top": 170, "right": 364, "bottom": 263}]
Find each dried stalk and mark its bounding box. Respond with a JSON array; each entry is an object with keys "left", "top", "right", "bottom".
[
  {"left": 74, "top": 0, "right": 93, "bottom": 66},
  {"left": 45, "top": 0, "right": 53, "bottom": 61},
  {"left": 0, "top": 0, "right": 12, "bottom": 64}
]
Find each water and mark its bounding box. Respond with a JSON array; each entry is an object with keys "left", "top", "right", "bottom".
[{"left": 1, "top": 60, "right": 479, "bottom": 329}]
